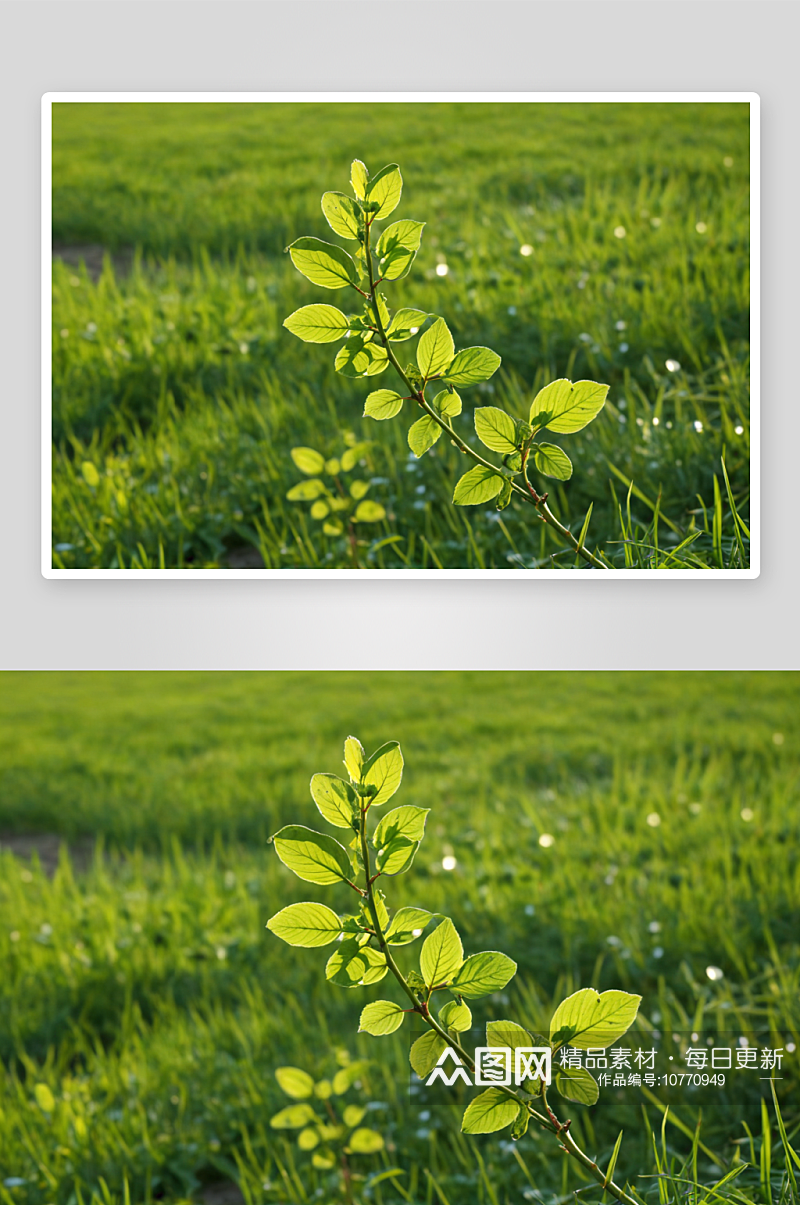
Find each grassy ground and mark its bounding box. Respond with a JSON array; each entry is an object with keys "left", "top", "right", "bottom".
[
  {"left": 0, "top": 672, "right": 797, "bottom": 1204},
  {"left": 50, "top": 102, "right": 751, "bottom": 569}
]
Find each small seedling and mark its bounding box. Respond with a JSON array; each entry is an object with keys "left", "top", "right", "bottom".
[
  {"left": 267, "top": 737, "right": 642, "bottom": 1204},
  {"left": 270, "top": 1051, "right": 388, "bottom": 1202},
  {"left": 286, "top": 439, "right": 386, "bottom": 567},
  {"left": 283, "top": 160, "right": 611, "bottom": 568}
]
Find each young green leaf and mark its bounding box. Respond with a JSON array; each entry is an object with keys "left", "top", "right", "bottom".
[
  {"left": 363, "top": 741, "right": 403, "bottom": 806},
  {"left": 440, "top": 1000, "right": 473, "bottom": 1032},
  {"left": 451, "top": 951, "right": 517, "bottom": 999},
  {"left": 474, "top": 407, "right": 518, "bottom": 454},
  {"left": 287, "top": 479, "right": 327, "bottom": 502},
  {"left": 284, "top": 304, "right": 350, "bottom": 343},
  {"left": 452, "top": 465, "right": 504, "bottom": 506},
  {"left": 486, "top": 1019, "right": 533, "bottom": 1050},
  {"left": 323, "top": 519, "right": 344, "bottom": 536},
  {"left": 410, "top": 1031, "right": 447, "bottom": 1078},
  {"left": 332, "top": 1060, "right": 370, "bottom": 1094},
  {"left": 335, "top": 337, "right": 389, "bottom": 378},
  {"left": 496, "top": 479, "right": 513, "bottom": 510},
  {"left": 272, "top": 825, "right": 353, "bottom": 886},
  {"left": 417, "top": 317, "right": 455, "bottom": 379},
  {"left": 353, "top": 500, "right": 386, "bottom": 523},
  {"left": 340, "top": 441, "right": 372, "bottom": 471},
  {"left": 431, "top": 388, "right": 462, "bottom": 417},
  {"left": 385, "top": 906, "right": 433, "bottom": 945},
  {"left": 321, "top": 192, "right": 362, "bottom": 240},
  {"left": 387, "top": 308, "right": 427, "bottom": 342},
  {"left": 555, "top": 1067, "right": 600, "bottom": 1105},
  {"left": 443, "top": 347, "right": 501, "bottom": 388},
  {"left": 275, "top": 1067, "right": 315, "bottom": 1099},
  {"left": 310, "top": 773, "right": 357, "bottom": 828},
  {"left": 291, "top": 447, "right": 326, "bottom": 475},
  {"left": 350, "top": 480, "right": 370, "bottom": 501},
  {"left": 511, "top": 1103, "right": 530, "bottom": 1140},
  {"left": 373, "top": 805, "right": 430, "bottom": 848},
  {"left": 532, "top": 442, "right": 573, "bottom": 481},
  {"left": 529, "top": 378, "right": 609, "bottom": 434},
  {"left": 376, "top": 835, "right": 419, "bottom": 876},
  {"left": 348, "top": 1127, "right": 385, "bottom": 1153},
  {"left": 326, "top": 939, "right": 388, "bottom": 988},
  {"left": 359, "top": 999, "right": 407, "bottom": 1036},
  {"left": 377, "top": 220, "right": 425, "bottom": 280},
  {"left": 376, "top": 219, "right": 425, "bottom": 257},
  {"left": 364, "top": 389, "right": 405, "bottom": 420},
  {"left": 367, "top": 164, "right": 402, "bottom": 219},
  {"left": 342, "top": 1104, "right": 366, "bottom": 1127},
  {"left": 270, "top": 1103, "right": 317, "bottom": 1129},
  {"left": 351, "top": 160, "right": 369, "bottom": 200},
  {"left": 549, "top": 988, "right": 642, "bottom": 1049},
  {"left": 408, "top": 415, "right": 442, "bottom": 457},
  {"left": 298, "top": 1127, "right": 319, "bottom": 1150},
  {"left": 344, "top": 736, "right": 365, "bottom": 783},
  {"left": 288, "top": 237, "right": 359, "bottom": 290},
  {"left": 267, "top": 901, "right": 343, "bottom": 947},
  {"left": 462, "top": 1089, "right": 519, "bottom": 1134},
  {"left": 420, "top": 918, "right": 464, "bottom": 987},
  {"left": 310, "top": 500, "right": 330, "bottom": 520}
]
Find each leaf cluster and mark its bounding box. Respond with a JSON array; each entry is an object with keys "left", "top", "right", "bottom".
[
  {"left": 269, "top": 1053, "right": 384, "bottom": 1170},
  {"left": 286, "top": 440, "right": 386, "bottom": 536},
  {"left": 266, "top": 736, "right": 642, "bottom": 1154}
]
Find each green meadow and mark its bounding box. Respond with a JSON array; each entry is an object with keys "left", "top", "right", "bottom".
[
  {"left": 0, "top": 672, "right": 797, "bottom": 1204},
  {"left": 50, "top": 102, "right": 751, "bottom": 569}
]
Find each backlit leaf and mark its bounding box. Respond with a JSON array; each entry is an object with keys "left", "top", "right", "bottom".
[
  {"left": 443, "top": 347, "right": 501, "bottom": 388},
  {"left": 373, "top": 805, "right": 430, "bottom": 847},
  {"left": 351, "top": 160, "right": 369, "bottom": 201},
  {"left": 420, "top": 918, "right": 463, "bottom": 987},
  {"left": 367, "top": 164, "right": 402, "bottom": 219},
  {"left": 335, "top": 336, "right": 389, "bottom": 378},
  {"left": 363, "top": 741, "right": 403, "bottom": 806},
  {"left": 359, "top": 999, "right": 407, "bottom": 1036},
  {"left": 270, "top": 1103, "right": 317, "bottom": 1129},
  {"left": 549, "top": 988, "right": 641, "bottom": 1049},
  {"left": 310, "top": 773, "right": 357, "bottom": 828},
  {"left": 267, "top": 902, "right": 343, "bottom": 947},
  {"left": 321, "top": 191, "right": 362, "bottom": 240},
  {"left": 364, "top": 389, "right": 404, "bottom": 420},
  {"left": 385, "top": 906, "right": 433, "bottom": 945},
  {"left": 353, "top": 500, "right": 386, "bottom": 523},
  {"left": 417, "top": 317, "right": 454, "bottom": 379},
  {"left": 284, "top": 304, "right": 349, "bottom": 343},
  {"left": 288, "top": 237, "right": 359, "bottom": 290},
  {"left": 452, "top": 465, "right": 504, "bottom": 506},
  {"left": 451, "top": 951, "right": 517, "bottom": 999},
  {"left": 529, "top": 378, "right": 609, "bottom": 434},
  {"left": 474, "top": 407, "right": 517, "bottom": 454},
  {"left": 408, "top": 415, "right": 442, "bottom": 457},
  {"left": 387, "top": 308, "right": 427, "bottom": 342},
  {"left": 533, "top": 442, "right": 573, "bottom": 481},
  {"left": 376, "top": 835, "right": 419, "bottom": 875},
  {"left": 410, "top": 1031, "right": 447, "bottom": 1078},
  {"left": 348, "top": 1127, "right": 385, "bottom": 1153},
  {"left": 431, "top": 388, "right": 461, "bottom": 417},
  {"left": 462, "top": 1089, "right": 519, "bottom": 1134},
  {"left": 440, "top": 1000, "right": 473, "bottom": 1032},
  {"left": 556, "top": 1066, "right": 599, "bottom": 1105},
  {"left": 344, "top": 736, "right": 364, "bottom": 782},
  {"left": 275, "top": 1067, "right": 315, "bottom": 1099},
  {"left": 272, "top": 825, "right": 353, "bottom": 885},
  {"left": 291, "top": 447, "right": 326, "bottom": 475}
]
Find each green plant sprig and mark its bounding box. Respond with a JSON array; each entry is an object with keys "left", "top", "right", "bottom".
[
  {"left": 283, "top": 159, "right": 613, "bottom": 569},
  {"left": 286, "top": 439, "right": 387, "bottom": 569},
  {"left": 266, "top": 736, "right": 643, "bottom": 1205}
]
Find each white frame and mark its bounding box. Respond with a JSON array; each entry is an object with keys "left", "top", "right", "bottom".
[{"left": 42, "top": 92, "right": 760, "bottom": 579}]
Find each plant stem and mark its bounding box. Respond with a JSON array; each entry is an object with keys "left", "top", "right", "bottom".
[
  {"left": 357, "top": 795, "right": 638, "bottom": 1205},
  {"left": 361, "top": 222, "right": 608, "bottom": 570}
]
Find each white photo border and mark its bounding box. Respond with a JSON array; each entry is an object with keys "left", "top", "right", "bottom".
[{"left": 41, "top": 91, "right": 760, "bottom": 580}]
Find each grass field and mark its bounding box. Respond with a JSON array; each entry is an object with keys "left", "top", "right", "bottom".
[
  {"left": 50, "top": 102, "right": 751, "bottom": 569},
  {"left": 0, "top": 672, "right": 797, "bottom": 1204}
]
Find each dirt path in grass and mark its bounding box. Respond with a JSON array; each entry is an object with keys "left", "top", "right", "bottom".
[{"left": 0, "top": 832, "right": 95, "bottom": 876}]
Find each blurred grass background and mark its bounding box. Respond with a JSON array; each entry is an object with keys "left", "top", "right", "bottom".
[
  {"left": 0, "top": 672, "right": 796, "bottom": 1203},
  {"left": 50, "top": 102, "right": 751, "bottom": 568}
]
